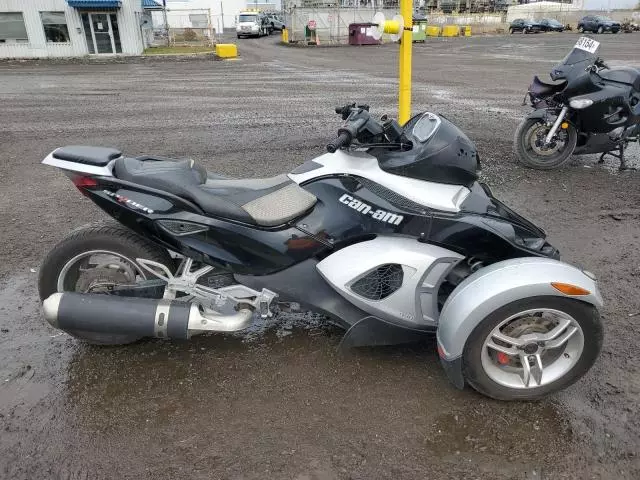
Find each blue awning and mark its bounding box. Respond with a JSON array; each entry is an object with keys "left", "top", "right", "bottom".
[
  {"left": 142, "top": 0, "right": 162, "bottom": 9},
  {"left": 66, "top": 0, "right": 122, "bottom": 8}
]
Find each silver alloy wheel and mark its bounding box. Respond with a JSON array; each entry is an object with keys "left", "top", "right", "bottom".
[
  {"left": 56, "top": 250, "right": 146, "bottom": 293},
  {"left": 480, "top": 308, "right": 585, "bottom": 389}
]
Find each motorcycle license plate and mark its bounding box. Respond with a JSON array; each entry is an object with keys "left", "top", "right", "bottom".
[{"left": 574, "top": 37, "right": 600, "bottom": 53}]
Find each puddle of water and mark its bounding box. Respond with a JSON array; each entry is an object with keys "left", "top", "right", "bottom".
[{"left": 0, "top": 271, "right": 627, "bottom": 479}]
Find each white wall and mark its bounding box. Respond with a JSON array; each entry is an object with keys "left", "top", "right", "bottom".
[
  {"left": 118, "top": 0, "right": 145, "bottom": 54},
  {"left": 0, "top": 0, "right": 144, "bottom": 58}
]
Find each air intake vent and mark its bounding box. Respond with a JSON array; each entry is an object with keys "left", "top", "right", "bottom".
[
  {"left": 157, "top": 220, "right": 208, "bottom": 235},
  {"left": 357, "top": 178, "right": 427, "bottom": 214},
  {"left": 350, "top": 264, "right": 404, "bottom": 300}
]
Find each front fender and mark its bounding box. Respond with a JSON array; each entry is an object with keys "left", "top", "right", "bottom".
[
  {"left": 526, "top": 109, "right": 549, "bottom": 121},
  {"left": 436, "top": 257, "right": 602, "bottom": 388}
]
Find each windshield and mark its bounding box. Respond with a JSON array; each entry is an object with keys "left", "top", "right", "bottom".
[
  {"left": 560, "top": 36, "right": 600, "bottom": 66},
  {"left": 595, "top": 16, "right": 613, "bottom": 22},
  {"left": 547, "top": 19, "right": 561, "bottom": 25},
  {"left": 239, "top": 14, "right": 257, "bottom": 23}
]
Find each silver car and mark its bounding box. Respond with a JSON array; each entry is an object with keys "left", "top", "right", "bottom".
[{"left": 265, "top": 14, "right": 285, "bottom": 33}]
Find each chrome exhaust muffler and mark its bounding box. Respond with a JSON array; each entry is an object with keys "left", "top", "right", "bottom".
[{"left": 43, "top": 292, "right": 253, "bottom": 339}]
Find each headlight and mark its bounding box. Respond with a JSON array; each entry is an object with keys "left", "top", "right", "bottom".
[
  {"left": 251, "top": 25, "right": 259, "bottom": 30},
  {"left": 569, "top": 98, "right": 594, "bottom": 109}
]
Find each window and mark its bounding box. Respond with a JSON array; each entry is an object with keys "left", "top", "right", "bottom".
[
  {"left": 110, "top": 13, "right": 121, "bottom": 53},
  {"left": 41, "top": 12, "right": 70, "bottom": 43},
  {"left": 189, "top": 14, "right": 208, "bottom": 28},
  {"left": 81, "top": 13, "right": 95, "bottom": 53},
  {"left": 0, "top": 12, "right": 29, "bottom": 43},
  {"left": 238, "top": 14, "right": 257, "bottom": 23}
]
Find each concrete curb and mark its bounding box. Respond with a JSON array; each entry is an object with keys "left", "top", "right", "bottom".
[{"left": 0, "top": 52, "right": 238, "bottom": 65}]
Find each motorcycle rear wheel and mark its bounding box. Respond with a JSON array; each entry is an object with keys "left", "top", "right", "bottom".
[
  {"left": 514, "top": 117, "right": 577, "bottom": 170},
  {"left": 38, "top": 223, "right": 174, "bottom": 345}
]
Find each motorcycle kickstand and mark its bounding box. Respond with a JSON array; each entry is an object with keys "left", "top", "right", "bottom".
[{"left": 599, "top": 143, "right": 635, "bottom": 171}]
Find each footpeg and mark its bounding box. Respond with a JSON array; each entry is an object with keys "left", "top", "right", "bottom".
[
  {"left": 259, "top": 299, "right": 269, "bottom": 318},
  {"left": 137, "top": 258, "right": 278, "bottom": 318}
]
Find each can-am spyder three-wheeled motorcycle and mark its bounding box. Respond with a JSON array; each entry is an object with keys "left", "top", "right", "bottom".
[{"left": 39, "top": 104, "right": 603, "bottom": 400}]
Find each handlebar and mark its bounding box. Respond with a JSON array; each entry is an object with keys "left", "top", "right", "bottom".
[
  {"left": 326, "top": 130, "right": 352, "bottom": 153},
  {"left": 326, "top": 103, "right": 394, "bottom": 153},
  {"left": 586, "top": 57, "right": 609, "bottom": 73}
]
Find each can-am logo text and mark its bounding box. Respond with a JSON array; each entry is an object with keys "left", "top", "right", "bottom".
[{"left": 338, "top": 194, "right": 404, "bottom": 225}]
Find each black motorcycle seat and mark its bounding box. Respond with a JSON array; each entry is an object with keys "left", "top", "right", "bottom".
[
  {"left": 53, "top": 146, "right": 122, "bottom": 166},
  {"left": 600, "top": 67, "right": 640, "bottom": 90},
  {"left": 113, "top": 157, "right": 317, "bottom": 227},
  {"left": 529, "top": 76, "right": 568, "bottom": 97}
]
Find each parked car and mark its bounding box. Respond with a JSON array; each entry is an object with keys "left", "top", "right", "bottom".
[
  {"left": 577, "top": 15, "right": 621, "bottom": 34},
  {"left": 538, "top": 18, "right": 564, "bottom": 32},
  {"left": 621, "top": 19, "right": 640, "bottom": 33},
  {"left": 236, "top": 11, "right": 269, "bottom": 38},
  {"left": 266, "top": 14, "right": 285, "bottom": 33},
  {"left": 509, "top": 19, "right": 542, "bottom": 34}
]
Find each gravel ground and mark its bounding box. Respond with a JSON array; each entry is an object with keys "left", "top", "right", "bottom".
[{"left": 1, "top": 33, "right": 639, "bottom": 480}]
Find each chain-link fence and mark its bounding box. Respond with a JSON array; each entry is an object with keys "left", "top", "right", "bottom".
[
  {"left": 149, "top": 9, "right": 218, "bottom": 47},
  {"left": 283, "top": 4, "right": 400, "bottom": 44},
  {"left": 281, "top": 0, "right": 515, "bottom": 44}
]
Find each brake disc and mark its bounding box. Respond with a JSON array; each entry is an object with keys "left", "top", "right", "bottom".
[
  {"left": 493, "top": 315, "right": 557, "bottom": 368},
  {"left": 529, "top": 124, "right": 566, "bottom": 156},
  {"left": 76, "top": 260, "right": 136, "bottom": 293}
]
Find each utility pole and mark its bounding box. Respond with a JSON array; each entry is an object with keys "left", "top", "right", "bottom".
[
  {"left": 163, "top": 0, "right": 169, "bottom": 46},
  {"left": 398, "top": 0, "right": 413, "bottom": 124},
  {"left": 220, "top": 1, "right": 224, "bottom": 37}
]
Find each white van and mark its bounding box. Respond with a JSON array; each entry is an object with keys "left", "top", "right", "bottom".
[{"left": 236, "top": 12, "right": 269, "bottom": 38}]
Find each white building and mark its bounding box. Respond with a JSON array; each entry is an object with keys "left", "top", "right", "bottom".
[{"left": 0, "top": 0, "right": 162, "bottom": 58}]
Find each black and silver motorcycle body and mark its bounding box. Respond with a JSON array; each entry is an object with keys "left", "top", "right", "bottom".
[
  {"left": 39, "top": 104, "right": 603, "bottom": 400},
  {"left": 515, "top": 36, "right": 640, "bottom": 170}
]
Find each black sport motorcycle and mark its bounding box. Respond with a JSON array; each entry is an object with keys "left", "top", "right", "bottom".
[
  {"left": 515, "top": 36, "right": 640, "bottom": 170},
  {"left": 39, "top": 104, "right": 603, "bottom": 400}
]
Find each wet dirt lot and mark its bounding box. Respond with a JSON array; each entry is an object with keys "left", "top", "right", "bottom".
[{"left": 1, "top": 34, "right": 639, "bottom": 479}]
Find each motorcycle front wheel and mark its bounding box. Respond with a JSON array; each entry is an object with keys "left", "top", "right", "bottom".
[
  {"left": 463, "top": 296, "right": 603, "bottom": 401},
  {"left": 514, "top": 117, "right": 577, "bottom": 170}
]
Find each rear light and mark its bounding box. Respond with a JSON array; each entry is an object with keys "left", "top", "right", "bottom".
[
  {"left": 71, "top": 176, "right": 98, "bottom": 196},
  {"left": 72, "top": 176, "right": 98, "bottom": 188}
]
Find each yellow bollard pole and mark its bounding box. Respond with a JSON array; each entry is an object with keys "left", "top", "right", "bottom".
[{"left": 398, "top": 0, "right": 413, "bottom": 125}]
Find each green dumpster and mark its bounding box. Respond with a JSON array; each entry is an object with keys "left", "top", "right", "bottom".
[{"left": 412, "top": 15, "right": 428, "bottom": 43}]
